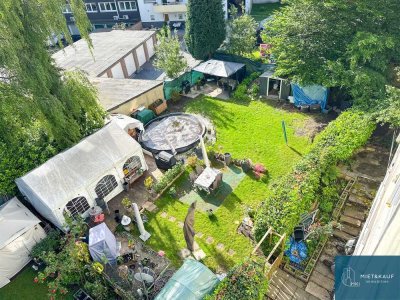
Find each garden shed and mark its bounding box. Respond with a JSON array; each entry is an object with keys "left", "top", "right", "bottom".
[
  {"left": 16, "top": 122, "right": 148, "bottom": 230},
  {"left": 259, "top": 70, "right": 291, "bottom": 100},
  {"left": 0, "top": 198, "right": 47, "bottom": 288},
  {"left": 154, "top": 259, "right": 219, "bottom": 300},
  {"left": 193, "top": 59, "right": 246, "bottom": 82}
]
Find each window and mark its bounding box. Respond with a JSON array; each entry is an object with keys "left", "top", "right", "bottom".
[
  {"left": 123, "top": 156, "right": 142, "bottom": 176},
  {"left": 62, "top": 4, "right": 72, "bottom": 13},
  {"left": 150, "top": 15, "right": 155, "bottom": 20},
  {"left": 98, "top": 2, "right": 117, "bottom": 12},
  {"left": 95, "top": 175, "right": 118, "bottom": 198},
  {"left": 118, "top": 1, "right": 137, "bottom": 11},
  {"left": 178, "top": 13, "right": 184, "bottom": 20},
  {"left": 64, "top": 197, "right": 90, "bottom": 217},
  {"left": 85, "top": 3, "right": 98, "bottom": 12}
]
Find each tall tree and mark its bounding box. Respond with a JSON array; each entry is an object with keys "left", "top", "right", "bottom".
[
  {"left": 224, "top": 7, "right": 258, "bottom": 56},
  {"left": 0, "top": 0, "right": 105, "bottom": 195},
  {"left": 185, "top": 0, "right": 226, "bottom": 59},
  {"left": 263, "top": 0, "right": 400, "bottom": 125},
  {"left": 154, "top": 27, "right": 188, "bottom": 79}
]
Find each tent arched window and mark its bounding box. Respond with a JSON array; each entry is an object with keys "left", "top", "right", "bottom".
[
  {"left": 95, "top": 175, "right": 118, "bottom": 198},
  {"left": 64, "top": 196, "right": 90, "bottom": 217},
  {"left": 123, "top": 156, "right": 142, "bottom": 176}
]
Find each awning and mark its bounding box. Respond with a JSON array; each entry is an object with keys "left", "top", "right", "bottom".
[{"left": 192, "top": 59, "right": 245, "bottom": 78}]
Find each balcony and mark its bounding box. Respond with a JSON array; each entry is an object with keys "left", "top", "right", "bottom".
[{"left": 153, "top": 0, "right": 187, "bottom": 13}]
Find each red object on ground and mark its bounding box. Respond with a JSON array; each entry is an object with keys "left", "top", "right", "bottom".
[{"left": 94, "top": 214, "right": 105, "bottom": 223}]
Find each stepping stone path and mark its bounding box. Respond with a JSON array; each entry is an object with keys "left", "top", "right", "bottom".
[
  {"left": 168, "top": 216, "right": 176, "bottom": 222},
  {"left": 216, "top": 243, "right": 225, "bottom": 251},
  {"left": 142, "top": 201, "right": 157, "bottom": 212},
  {"left": 227, "top": 249, "right": 236, "bottom": 256},
  {"left": 160, "top": 212, "right": 168, "bottom": 218},
  {"left": 206, "top": 236, "right": 214, "bottom": 244},
  {"left": 196, "top": 232, "right": 204, "bottom": 238},
  {"left": 177, "top": 221, "right": 184, "bottom": 228}
]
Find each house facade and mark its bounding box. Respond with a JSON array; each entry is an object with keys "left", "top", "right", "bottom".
[
  {"left": 136, "top": 0, "right": 228, "bottom": 28},
  {"left": 63, "top": 1, "right": 141, "bottom": 37}
]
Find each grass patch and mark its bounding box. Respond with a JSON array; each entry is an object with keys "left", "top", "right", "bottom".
[
  {"left": 142, "top": 97, "right": 314, "bottom": 272},
  {"left": 0, "top": 266, "right": 73, "bottom": 300},
  {"left": 251, "top": 3, "right": 282, "bottom": 22}
]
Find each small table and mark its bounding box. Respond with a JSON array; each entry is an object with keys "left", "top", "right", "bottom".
[{"left": 194, "top": 167, "right": 221, "bottom": 193}]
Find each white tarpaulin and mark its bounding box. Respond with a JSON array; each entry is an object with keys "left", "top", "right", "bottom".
[
  {"left": 354, "top": 137, "right": 400, "bottom": 255},
  {"left": 89, "top": 223, "right": 117, "bottom": 265},
  {"left": 0, "top": 198, "right": 46, "bottom": 288},
  {"left": 16, "top": 122, "right": 148, "bottom": 230}
]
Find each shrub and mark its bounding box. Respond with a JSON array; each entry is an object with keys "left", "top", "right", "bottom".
[
  {"left": 153, "top": 163, "right": 184, "bottom": 193},
  {"left": 170, "top": 90, "right": 181, "bottom": 102},
  {"left": 232, "top": 72, "right": 260, "bottom": 101},
  {"left": 187, "top": 155, "right": 198, "bottom": 168},
  {"left": 254, "top": 110, "right": 375, "bottom": 246},
  {"left": 31, "top": 229, "right": 61, "bottom": 259},
  {"left": 207, "top": 260, "right": 268, "bottom": 300}
]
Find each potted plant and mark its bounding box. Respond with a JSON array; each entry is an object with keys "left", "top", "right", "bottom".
[
  {"left": 121, "top": 197, "right": 132, "bottom": 212},
  {"left": 150, "top": 98, "right": 167, "bottom": 115},
  {"left": 144, "top": 176, "right": 154, "bottom": 190},
  {"left": 171, "top": 90, "right": 181, "bottom": 102},
  {"left": 195, "top": 79, "right": 201, "bottom": 90}
]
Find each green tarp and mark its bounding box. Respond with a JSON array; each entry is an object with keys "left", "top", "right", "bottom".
[
  {"left": 164, "top": 71, "right": 204, "bottom": 100},
  {"left": 135, "top": 109, "right": 155, "bottom": 125},
  {"left": 154, "top": 259, "right": 219, "bottom": 300}
]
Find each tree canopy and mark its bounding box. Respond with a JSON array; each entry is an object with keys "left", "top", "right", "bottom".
[
  {"left": 154, "top": 27, "right": 188, "bottom": 79},
  {"left": 224, "top": 7, "right": 258, "bottom": 56},
  {"left": 263, "top": 0, "right": 400, "bottom": 125},
  {"left": 0, "top": 0, "right": 105, "bottom": 195},
  {"left": 185, "top": 0, "right": 226, "bottom": 60}
]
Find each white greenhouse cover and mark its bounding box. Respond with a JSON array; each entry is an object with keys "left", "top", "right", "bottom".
[
  {"left": 109, "top": 114, "right": 144, "bottom": 132},
  {"left": 89, "top": 223, "right": 117, "bottom": 264},
  {"left": 16, "top": 122, "right": 146, "bottom": 229},
  {"left": 354, "top": 138, "right": 400, "bottom": 255},
  {"left": 193, "top": 59, "right": 245, "bottom": 78},
  {"left": 0, "top": 198, "right": 46, "bottom": 288}
]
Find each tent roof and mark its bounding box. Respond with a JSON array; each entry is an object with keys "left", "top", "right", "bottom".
[
  {"left": 193, "top": 59, "right": 245, "bottom": 78},
  {"left": 155, "top": 259, "right": 219, "bottom": 300},
  {"left": 108, "top": 114, "right": 144, "bottom": 132},
  {"left": 0, "top": 198, "right": 41, "bottom": 248},
  {"left": 16, "top": 122, "right": 142, "bottom": 210}
]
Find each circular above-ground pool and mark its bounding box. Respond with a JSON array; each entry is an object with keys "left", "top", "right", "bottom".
[{"left": 139, "top": 113, "right": 206, "bottom": 154}]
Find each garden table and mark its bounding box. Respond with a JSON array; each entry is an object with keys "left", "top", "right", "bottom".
[{"left": 194, "top": 167, "right": 221, "bottom": 193}]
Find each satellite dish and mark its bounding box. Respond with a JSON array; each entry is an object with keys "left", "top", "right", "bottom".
[{"left": 134, "top": 267, "right": 155, "bottom": 284}]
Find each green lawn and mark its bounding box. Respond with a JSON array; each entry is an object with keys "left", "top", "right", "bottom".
[
  {"left": 0, "top": 266, "right": 74, "bottom": 300},
  {"left": 251, "top": 3, "right": 282, "bottom": 22},
  {"left": 143, "top": 97, "right": 314, "bottom": 272}
]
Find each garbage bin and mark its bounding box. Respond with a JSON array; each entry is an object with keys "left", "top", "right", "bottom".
[{"left": 224, "top": 153, "right": 232, "bottom": 166}]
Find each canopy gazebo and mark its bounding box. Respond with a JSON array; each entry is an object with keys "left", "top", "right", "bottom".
[{"left": 192, "top": 59, "right": 246, "bottom": 90}]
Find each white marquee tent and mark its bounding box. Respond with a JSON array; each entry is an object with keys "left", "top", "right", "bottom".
[
  {"left": 16, "top": 122, "right": 148, "bottom": 230},
  {"left": 354, "top": 135, "right": 400, "bottom": 255},
  {"left": 0, "top": 198, "right": 46, "bottom": 288}
]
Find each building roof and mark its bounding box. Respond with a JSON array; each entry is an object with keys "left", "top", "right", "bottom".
[
  {"left": 52, "top": 30, "right": 155, "bottom": 77},
  {"left": 90, "top": 77, "right": 163, "bottom": 111},
  {"left": 193, "top": 59, "right": 245, "bottom": 78}
]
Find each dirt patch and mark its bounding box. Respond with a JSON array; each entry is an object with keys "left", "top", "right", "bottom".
[{"left": 292, "top": 118, "right": 328, "bottom": 140}]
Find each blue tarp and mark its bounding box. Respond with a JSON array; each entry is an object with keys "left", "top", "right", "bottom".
[
  {"left": 285, "top": 237, "right": 308, "bottom": 264},
  {"left": 291, "top": 84, "right": 328, "bottom": 110},
  {"left": 154, "top": 259, "right": 219, "bottom": 300}
]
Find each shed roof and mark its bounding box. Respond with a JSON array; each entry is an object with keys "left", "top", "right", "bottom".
[
  {"left": 192, "top": 59, "right": 245, "bottom": 78},
  {"left": 90, "top": 77, "right": 163, "bottom": 111},
  {"left": 52, "top": 30, "right": 155, "bottom": 76}
]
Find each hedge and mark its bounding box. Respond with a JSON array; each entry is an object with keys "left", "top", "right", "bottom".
[
  {"left": 254, "top": 110, "right": 375, "bottom": 243},
  {"left": 206, "top": 260, "right": 268, "bottom": 300}
]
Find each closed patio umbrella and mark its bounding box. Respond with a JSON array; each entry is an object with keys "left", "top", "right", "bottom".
[{"left": 183, "top": 201, "right": 197, "bottom": 252}]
